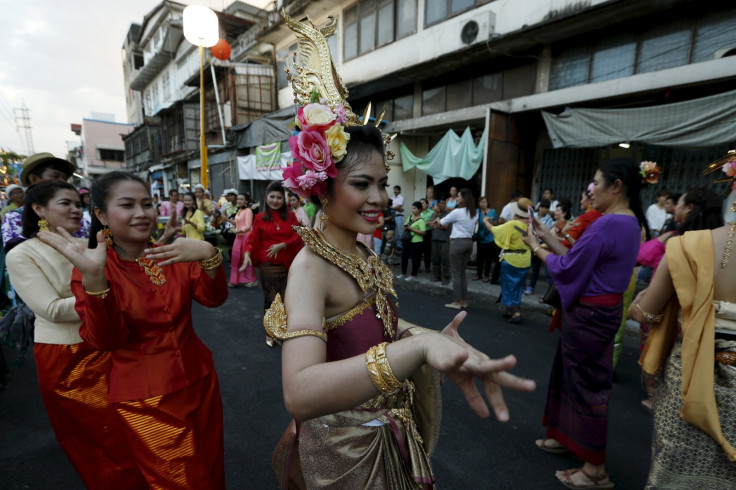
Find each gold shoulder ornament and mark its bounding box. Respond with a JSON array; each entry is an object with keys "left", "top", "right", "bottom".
[{"left": 263, "top": 293, "right": 328, "bottom": 342}]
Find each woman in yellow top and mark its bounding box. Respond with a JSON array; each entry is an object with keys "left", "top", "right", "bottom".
[
  {"left": 485, "top": 197, "right": 533, "bottom": 324},
  {"left": 181, "top": 192, "right": 205, "bottom": 240}
]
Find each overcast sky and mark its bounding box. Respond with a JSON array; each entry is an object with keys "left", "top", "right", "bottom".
[{"left": 0, "top": 0, "right": 272, "bottom": 159}]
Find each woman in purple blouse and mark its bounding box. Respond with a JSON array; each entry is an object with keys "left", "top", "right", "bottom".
[{"left": 522, "top": 158, "right": 644, "bottom": 490}]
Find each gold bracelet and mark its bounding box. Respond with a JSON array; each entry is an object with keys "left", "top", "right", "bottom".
[
  {"left": 85, "top": 287, "right": 110, "bottom": 299},
  {"left": 279, "top": 328, "right": 327, "bottom": 342},
  {"left": 636, "top": 303, "right": 663, "bottom": 324},
  {"left": 533, "top": 246, "right": 541, "bottom": 254},
  {"left": 366, "top": 342, "right": 403, "bottom": 395},
  {"left": 200, "top": 249, "right": 223, "bottom": 270}
]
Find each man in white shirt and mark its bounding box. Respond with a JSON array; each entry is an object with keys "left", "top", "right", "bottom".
[
  {"left": 391, "top": 185, "right": 405, "bottom": 246},
  {"left": 645, "top": 189, "right": 671, "bottom": 237},
  {"left": 499, "top": 190, "right": 522, "bottom": 223}
]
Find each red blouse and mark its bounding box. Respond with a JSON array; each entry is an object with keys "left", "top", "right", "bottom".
[
  {"left": 71, "top": 246, "right": 228, "bottom": 403},
  {"left": 561, "top": 209, "right": 603, "bottom": 248},
  {"left": 244, "top": 209, "right": 302, "bottom": 268}
]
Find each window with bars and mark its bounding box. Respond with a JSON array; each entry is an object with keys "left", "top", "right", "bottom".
[
  {"left": 550, "top": 8, "right": 736, "bottom": 91},
  {"left": 425, "top": 0, "right": 492, "bottom": 28},
  {"left": 343, "top": 0, "right": 417, "bottom": 61}
]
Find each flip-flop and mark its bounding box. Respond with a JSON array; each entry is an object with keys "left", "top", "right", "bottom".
[
  {"left": 535, "top": 439, "right": 569, "bottom": 454},
  {"left": 555, "top": 468, "right": 614, "bottom": 489},
  {"left": 536, "top": 439, "right": 583, "bottom": 460}
]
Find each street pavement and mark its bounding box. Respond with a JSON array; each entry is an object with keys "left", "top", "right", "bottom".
[{"left": 0, "top": 264, "right": 653, "bottom": 489}]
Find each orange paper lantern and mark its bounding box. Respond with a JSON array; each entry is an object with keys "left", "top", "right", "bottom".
[{"left": 211, "top": 39, "right": 231, "bottom": 60}]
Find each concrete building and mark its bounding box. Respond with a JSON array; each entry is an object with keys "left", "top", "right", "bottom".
[
  {"left": 74, "top": 117, "right": 133, "bottom": 185},
  {"left": 121, "top": 0, "right": 272, "bottom": 198},
  {"left": 228, "top": 0, "right": 736, "bottom": 212}
]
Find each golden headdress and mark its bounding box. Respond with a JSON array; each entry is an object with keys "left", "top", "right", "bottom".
[{"left": 280, "top": 9, "right": 393, "bottom": 199}]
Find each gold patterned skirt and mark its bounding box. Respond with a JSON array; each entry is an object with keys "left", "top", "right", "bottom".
[
  {"left": 273, "top": 366, "right": 441, "bottom": 490},
  {"left": 646, "top": 340, "right": 736, "bottom": 489}
]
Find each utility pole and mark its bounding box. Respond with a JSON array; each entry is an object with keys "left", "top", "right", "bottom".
[{"left": 14, "top": 102, "right": 35, "bottom": 155}]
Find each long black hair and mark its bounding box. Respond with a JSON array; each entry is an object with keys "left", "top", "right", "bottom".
[
  {"left": 679, "top": 187, "right": 723, "bottom": 234},
  {"left": 459, "top": 188, "right": 476, "bottom": 218},
  {"left": 597, "top": 158, "right": 647, "bottom": 234},
  {"left": 261, "top": 181, "right": 289, "bottom": 222},
  {"left": 182, "top": 192, "right": 198, "bottom": 220},
  {"left": 22, "top": 181, "right": 79, "bottom": 238},
  {"left": 88, "top": 171, "right": 149, "bottom": 248}
]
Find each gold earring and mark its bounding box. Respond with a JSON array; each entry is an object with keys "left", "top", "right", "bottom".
[
  {"left": 319, "top": 197, "right": 329, "bottom": 227},
  {"left": 102, "top": 227, "right": 113, "bottom": 246},
  {"left": 38, "top": 219, "right": 49, "bottom": 232}
]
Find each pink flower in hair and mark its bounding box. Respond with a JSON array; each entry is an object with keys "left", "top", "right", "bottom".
[
  {"left": 289, "top": 131, "right": 337, "bottom": 177},
  {"left": 723, "top": 160, "right": 736, "bottom": 177},
  {"left": 334, "top": 104, "right": 348, "bottom": 125}
]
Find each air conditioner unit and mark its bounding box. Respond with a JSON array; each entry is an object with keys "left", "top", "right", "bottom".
[{"left": 460, "top": 10, "right": 495, "bottom": 45}]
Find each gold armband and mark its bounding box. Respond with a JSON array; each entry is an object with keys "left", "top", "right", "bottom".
[
  {"left": 636, "top": 303, "right": 663, "bottom": 324},
  {"left": 366, "top": 342, "right": 403, "bottom": 395},
  {"left": 85, "top": 287, "right": 110, "bottom": 299},
  {"left": 263, "top": 294, "right": 327, "bottom": 341},
  {"left": 200, "top": 249, "right": 223, "bottom": 270}
]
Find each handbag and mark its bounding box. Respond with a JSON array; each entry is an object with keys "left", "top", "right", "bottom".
[
  {"left": 401, "top": 228, "right": 413, "bottom": 245},
  {"left": 471, "top": 212, "right": 481, "bottom": 241},
  {"left": 542, "top": 282, "right": 562, "bottom": 309}
]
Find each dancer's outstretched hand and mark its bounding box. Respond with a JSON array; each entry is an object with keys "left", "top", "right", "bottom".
[
  {"left": 39, "top": 228, "right": 108, "bottom": 277},
  {"left": 422, "top": 312, "right": 536, "bottom": 422}
]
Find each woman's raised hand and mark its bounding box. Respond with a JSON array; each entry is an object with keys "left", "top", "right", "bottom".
[
  {"left": 38, "top": 228, "right": 108, "bottom": 277},
  {"left": 144, "top": 238, "right": 216, "bottom": 266},
  {"left": 422, "top": 312, "right": 536, "bottom": 421}
]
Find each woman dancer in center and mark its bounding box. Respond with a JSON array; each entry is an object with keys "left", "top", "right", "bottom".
[{"left": 269, "top": 107, "right": 536, "bottom": 487}]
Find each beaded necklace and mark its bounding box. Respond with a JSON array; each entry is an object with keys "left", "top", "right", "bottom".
[{"left": 296, "top": 226, "right": 397, "bottom": 338}]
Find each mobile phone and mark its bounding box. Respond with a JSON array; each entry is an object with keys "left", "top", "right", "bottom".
[
  {"left": 514, "top": 225, "right": 528, "bottom": 238},
  {"left": 527, "top": 206, "right": 535, "bottom": 235}
]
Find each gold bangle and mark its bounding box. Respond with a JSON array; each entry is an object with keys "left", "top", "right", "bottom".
[
  {"left": 366, "top": 342, "right": 403, "bottom": 395},
  {"left": 200, "top": 249, "right": 223, "bottom": 270},
  {"left": 279, "top": 329, "right": 327, "bottom": 342},
  {"left": 636, "top": 303, "right": 663, "bottom": 324},
  {"left": 533, "top": 246, "right": 541, "bottom": 254},
  {"left": 85, "top": 287, "right": 110, "bottom": 299}
]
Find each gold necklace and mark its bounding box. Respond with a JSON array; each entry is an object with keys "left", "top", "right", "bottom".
[
  {"left": 116, "top": 244, "right": 167, "bottom": 286},
  {"left": 296, "top": 226, "right": 397, "bottom": 338},
  {"left": 722, "top": 221, "right": 736, "bottom": 269}
]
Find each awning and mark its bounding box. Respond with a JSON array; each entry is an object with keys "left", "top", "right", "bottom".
[
  {"left": 542, "top": 88, "right": 736, "bottom": 149},
  {"left": 226, "top": 105, "right": 297, "bottom": 149}
]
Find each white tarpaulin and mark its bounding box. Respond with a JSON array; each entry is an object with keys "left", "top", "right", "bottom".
[
  {"left": 237, "top": 151, "right": 291, "bottom": 180},
  {"left": 542, "top": 88, "right": 736, "bottom": 149}
]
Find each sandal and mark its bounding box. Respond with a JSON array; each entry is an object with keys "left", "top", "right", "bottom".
[
  {"left": 555, "top": 468, "right": 614, "bottom": 489},
  {"left": 471, "top": 275, "right": 481, "bottom": 281},
  {"left": 536, "top": 439, "right": 582, "bottom": 460},
  {"left": 482, "top": 276, "right": 489, "bottom": 282},
  {"left": 535, "top": 439, "right": 569, "bottom": 454}
]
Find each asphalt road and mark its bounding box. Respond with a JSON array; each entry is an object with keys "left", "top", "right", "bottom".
[{"left": 0, "top": 270, "right": 653, "bottom": 489}]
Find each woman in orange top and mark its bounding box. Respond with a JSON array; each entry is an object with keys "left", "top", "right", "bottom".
[{"left": 40, "top": 171, "right": 229, "bottom": 489}]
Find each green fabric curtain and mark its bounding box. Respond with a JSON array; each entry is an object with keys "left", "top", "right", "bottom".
[{"left": 399, "top": 126, "right": 487, "bottom": 184}]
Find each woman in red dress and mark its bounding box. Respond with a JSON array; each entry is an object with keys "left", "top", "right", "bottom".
[
  {"left": 241, "top": 181, "right": 302, "bottom": 346},
  {"left": 40, "top": 171, "right": 229, "bottom": 489}
]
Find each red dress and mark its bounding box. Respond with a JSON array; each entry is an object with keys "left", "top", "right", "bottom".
[
  {"left": 71, "top": 246, "right": 229, "bottom": 489},
  {"left": 244, "top": 209, "right": 302, "bottom": 268}
]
